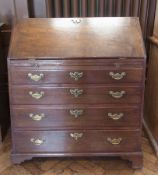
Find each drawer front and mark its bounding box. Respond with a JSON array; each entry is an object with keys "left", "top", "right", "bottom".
[
  {"left": 11, "top": 85, "right": 142, "bottom": 105},
  {"left": 12, "top": 105, "right": 141, "bottom": 128},
  {"left": 10, "top": 66, "right": 144, "bottom": 84},
  {"left": 13, "top": 130, "right": 141, "bottom": 153}
]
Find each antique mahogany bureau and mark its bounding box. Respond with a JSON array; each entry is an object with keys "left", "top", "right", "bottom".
[{"left": 8, "top": 17, "right": 146, "bottom": 168}]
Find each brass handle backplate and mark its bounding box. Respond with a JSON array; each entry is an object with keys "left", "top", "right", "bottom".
[
  {"left": 29, "top": 113, "right": 45, "bottom": 121},
  {"left": 70, "top": 133, "right": 83, "bottom": 140},
  {"left": 109, "top": 72, "right": 126, "bottom": 80},
  {"left": 107, "top": 137, "right": 122, "bottom": 145},
  {"left": 69, "top": 72, "right": 83, "bottom": 81},
  {"left": 70, "top": 89, "right": 83, "bottom": 97},
  {"left": 108, "top": 113, "right": 124, "bottom": 120},
  {"left": 29, "top": 91, "right": 45, "bottom": 99},
  {"left": 28, "top": 73, "right": 44, "bottom": 82},
  {"left": 30, "top": 138, "right": 45, "bottom": 146},
  {"left": 70, "top": 109, "right": 84, "bottom": 118},
  {"left": 109, "top": 91, "right": 126, "bottom": 99}
]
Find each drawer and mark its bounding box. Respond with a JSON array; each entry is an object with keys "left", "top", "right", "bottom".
[
  {"left": 13, "top": 130, "right": 141, "bottom": 153},
  {"left": 10, "top": 66, "right": 144, "bottom": 84},
  {"left": 12, "top": 105, "right": 141, "bottom": 129},
  {"left": 11, "top": 85, "right": 142, "bottom": 105}
]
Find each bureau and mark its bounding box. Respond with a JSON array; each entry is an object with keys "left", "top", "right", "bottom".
[{"left": 8, "top": 17, "right": 146, "bottom": 168}]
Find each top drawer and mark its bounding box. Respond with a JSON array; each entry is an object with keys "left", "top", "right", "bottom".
[{"left": 9, "top": 60, "right": 144, "bottom": 85}]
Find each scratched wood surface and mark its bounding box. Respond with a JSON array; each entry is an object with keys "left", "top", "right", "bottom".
[{"left": 0, "top": 131, "right": 157, "bottom": 175}]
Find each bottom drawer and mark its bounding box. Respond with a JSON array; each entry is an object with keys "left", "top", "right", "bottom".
[{"left": 13, "top": 130, "right": 141, "bottom": 153}]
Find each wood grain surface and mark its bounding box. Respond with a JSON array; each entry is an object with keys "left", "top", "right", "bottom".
[
  {"left": 10, "top": 65, "right": 144, "bottom": 85},
  {"left": 13, "top": 130, "right": 141, "bottom": 153},
  {"left": 8, "top": 17, "right": 146, "bottom": 168},
  {"left": 11, "top": 104, "right": 141, "bottom": 129},
  {"left": 0, "top": 132, "right": 157, "bottom": 175},
  {"left": 10, "top": 85, "right": 142, "bottom": 105},
  {"left": 8, "top": 18, "right": 146, "bottom": 59}
]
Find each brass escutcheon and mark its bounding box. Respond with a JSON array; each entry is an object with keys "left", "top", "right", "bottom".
[
  {"left": 69, "top": 72, "right": 83, "bottom": 81},
  {"left": 72, "top": 19, "right": 81, "bottom": 24},
  {"left": 69, "top": 109, "right": 84, "bottom": 118},
  {"left": 70, "top": 89, "right": 83, "bottom": 98},
  {"left": 70, "top": 133, "right": 83, "bottom": 141}
]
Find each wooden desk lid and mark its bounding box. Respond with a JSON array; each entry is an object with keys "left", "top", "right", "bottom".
[{"left": 9, "top": 17, "right": 146, "bottom": 59}]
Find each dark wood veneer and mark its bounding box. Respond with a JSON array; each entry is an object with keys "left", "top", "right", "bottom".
[
  {"left": 11, "top": 85, "right": 142, "bottom": 105},
  {"left": 8, "top": 18, "right": 146, "bottom": 169},
  {"left": 8, "top": 18, "right": 145, "bottom": 59},
  {"left": 10, "top": 66, "right": 144, "bottom": 84},
  {"left": 12, "top": 105, "right": 141, "bottom": 129},
  {"left": 13, "top": 130, "right": 141, "bottom": 153}
]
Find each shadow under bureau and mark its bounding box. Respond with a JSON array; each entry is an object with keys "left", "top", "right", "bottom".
[{"left": 8, "top": 17, "right": 146, "bottom": 168}]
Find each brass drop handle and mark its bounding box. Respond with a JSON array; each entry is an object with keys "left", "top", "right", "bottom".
[
  {"left": 108, "top": 113, "right": 124, "bottom": 120},
  {"left": 70, "top": 109, "right": 84, "bottom": 118},
  {"left": 70, "top": 89, "right": 83, "bottom": 97},
  {"left": 109, "top": 72, "right": 126, "bottom": 80},
  {"left": 28, "top": 73, "right": 44, "bottom": 82},
  {"left": 29, "top": 91, "right": 45, "bottom": 99},
  {"left": 30, "top": 138, "right": 45, "bottom": 146},
  {"left": 29, "top": 113, "right": 45, "bottom": 121},
  {"left": 107, "top": 138, "right": 122, "bottom": 145},
  {"left": 70, "top": 133, "right": 83, "bottom": 141},
  {"left": 69, "top": 72, "right": 83, "bottom": 81},
  {"left": 109, "top": 91, "right": 126, "bottom": 99}
]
